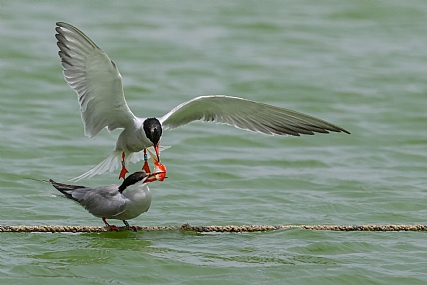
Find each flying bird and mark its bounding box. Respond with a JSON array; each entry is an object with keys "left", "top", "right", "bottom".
[{"left": 55, "top": 22, "right": 349, "bottom": 181}]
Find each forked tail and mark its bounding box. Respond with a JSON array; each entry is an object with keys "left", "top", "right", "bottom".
[
  {"left": 70, "top": 146, "right": 170, "bottom": 181},
  {"left": 70, "top": 150, "right": 123, "bottom": 181}
]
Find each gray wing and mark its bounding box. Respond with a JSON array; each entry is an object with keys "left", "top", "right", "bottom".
[
  {"left": 49, "top": 179, "right": 88, "bottom": 202},
  {"left": 159, "top": 95, "right": 350, "bottom": 136},
  {"left": 78, "top": 185, "right": 127, "bottom": 218},
  {"left": 55, "top": 22, "right": 136, "bottom": 138}
]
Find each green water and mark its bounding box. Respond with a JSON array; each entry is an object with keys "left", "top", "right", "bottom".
[{"left": 1, "top": 1, "right": 427, "bottom": 284}]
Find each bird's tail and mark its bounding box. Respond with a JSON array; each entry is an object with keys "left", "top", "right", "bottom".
[
  {"left": 49, "top": 179, "right": 87, "bottom": 201},
  {"left": 69, "top": 146, "right": 171, "bottom": 182},
  {"left": 70, "top": 150, "right": 123, "bottom": 181}
]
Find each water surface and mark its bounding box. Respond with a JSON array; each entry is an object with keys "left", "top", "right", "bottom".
[{"left": 1, "top": 1, "right": 427, "bottom": 284}]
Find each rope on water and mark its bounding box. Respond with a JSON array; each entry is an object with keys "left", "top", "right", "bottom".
[{"left": 1, "top": 224, "right": 426, "bottom": 233}]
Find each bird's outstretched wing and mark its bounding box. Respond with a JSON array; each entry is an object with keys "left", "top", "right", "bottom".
[
  {"left": 56, "top": 22, "right": 136, "bottom": 138},
  {"left": 159, "top": 95, "right": 349, "bottom": 136}
]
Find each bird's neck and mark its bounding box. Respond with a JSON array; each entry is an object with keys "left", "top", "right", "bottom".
[{"left": 121, "top": 182, "right": 151, "bottom": 202}]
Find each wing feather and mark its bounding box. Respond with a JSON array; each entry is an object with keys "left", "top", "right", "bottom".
[
  {"left": 159, "top": 95, "right": 349, "bottom": 136},
  {"left": 56, "top": 22, "right": 136, "bottom": 138},
  {"left": 78, "top": 186, "right": 127, "bottom": 218}
]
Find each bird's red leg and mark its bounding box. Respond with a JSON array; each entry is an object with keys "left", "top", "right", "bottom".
[
  {"left": 142, "top": 149, "right": 151, "bottom": 173},
  {"left": 102, "top": 217, "right": 118, "bottom": 231},
  {"left": 119, "top": 152, "right": 128, "bottom": 179}
]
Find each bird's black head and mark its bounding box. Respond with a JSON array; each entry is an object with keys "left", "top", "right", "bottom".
[
  {"left": 118, "top": 171, "right": 148, "bottom": 192},
  {"left": 143, "top": 118, "right": 162, "bottom": 147}
]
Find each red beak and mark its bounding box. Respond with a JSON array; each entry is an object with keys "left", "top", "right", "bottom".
[
  {"left": 145, "top": 172, "right": 164, "bottom": 183},
  {"left": 154, "top": 143, "right": 161, "bottom": 162}
]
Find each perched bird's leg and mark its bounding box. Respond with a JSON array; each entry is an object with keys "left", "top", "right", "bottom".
[
  {"left": 142, "top": 149, "right": 151, "bottom": 173},
  {"left": 119, "top": 152, "right": 129, "bottom": 179},
  {"left": 102, "top": 217, "right": 118, "bottom": 231},
  {"left": 122, "top": 220, "right": 140, "bottom": 232}
]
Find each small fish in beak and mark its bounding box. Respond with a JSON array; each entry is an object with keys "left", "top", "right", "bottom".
[
  {"left": 147, "top": 149, "right": 167, "bottom": 181},
  {"left": 145, "top": 171, "right": 164, "bottom": 183}
]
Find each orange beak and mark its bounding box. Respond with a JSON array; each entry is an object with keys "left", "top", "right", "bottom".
[
  {"left": 145, "top": 172, "right": 166, "bottom": 183},
  {"left": 154, "top": 143, "right": 161, "bottom": 162}
]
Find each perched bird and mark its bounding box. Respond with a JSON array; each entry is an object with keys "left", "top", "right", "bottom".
[
  {"left": 49, "top": 171, "right": 160, "bottom": 231},
  {"left": 55, "top": 22, "right": 350, "bottom": 181}
]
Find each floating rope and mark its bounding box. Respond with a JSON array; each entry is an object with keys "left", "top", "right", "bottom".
[{"left": 1, "top": 224, "right": 426, "bottom": 233}]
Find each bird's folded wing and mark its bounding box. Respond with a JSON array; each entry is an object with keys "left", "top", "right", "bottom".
[
  {"left": 159, "top": 95, "right": 349, "bottom": 136},
  {"left": 56, "top": 22, "right": 136, "bottom": 138},
  {"left": 81, "top": 186, "right": 127, "bottom": 218}
]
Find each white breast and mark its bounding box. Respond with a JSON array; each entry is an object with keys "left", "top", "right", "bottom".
[{"left": 115, "top": 183, "right": 152, "bottom": 220}]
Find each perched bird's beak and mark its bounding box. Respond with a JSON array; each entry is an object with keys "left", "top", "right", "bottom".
[{"left": 146, "top": 172, "right": 166, "bottom": 183}]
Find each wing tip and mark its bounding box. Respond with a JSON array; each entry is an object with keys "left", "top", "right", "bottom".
[
  {"left": 341, "top": 128, "right": 351, "bottom": 135},
  {"left": 329, "top": 125, "right": 351, "bottom": 135}
]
